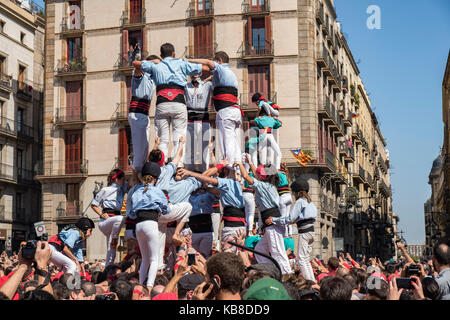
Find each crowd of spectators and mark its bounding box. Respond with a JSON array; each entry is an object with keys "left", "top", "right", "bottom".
[{"left": 0, "top": 234, "right": 449, "bottom": 301}]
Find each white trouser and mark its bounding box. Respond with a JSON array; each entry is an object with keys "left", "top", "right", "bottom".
[
  {"left": 211, "top": 212, "right": 221, "bottom": 241},
  {"left": 191, "top": 232, "right": 214, "bottom": 259},
  {"left": 297, "top": 231, "right": 316, "bottom": 282},
  {"left": 259, "top": 133, "right": 281, "bottom": 170},
  {"left": 185, "top": 121, "right": 210, "bottom": 172},
  {"left": 157, "top": 202, "right": 193, "bottom": 271},
  {"left": 243, "top": 192, "right": 256, "bottom": 232},
  {"left": 216, "top": 107, "right": 242, "bottom": 165},
  {"left": 128, "top": 112, "right": 150, "bottom": 172},
  {"left": 279, "top": 193, "right": 293, "bottom": 237},
  {"left": 49, "top": 244, "right": 78, "bottom": 275},
  {"left": 254, "top": 224, "right": 293, "bottom": 275},
  {"left": 136, "top": 220, "right": 159, "bottom": 287},
  {"left": 155, "top": 102, "right": 187, "bottom": 166},
  {"left": 98, "top": 215, "right": 125, "bottom": 266}
]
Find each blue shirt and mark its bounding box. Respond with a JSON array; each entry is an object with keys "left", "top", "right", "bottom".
[
  {"left": 211, "top": 62, "right": 238, "bottom": 89},
  {"left": 166, "top": 177, "right": 202, "bottom": 204},
  {"left": 141, "top": 57, "right": 202, "bottom": 87},
  {"left": 91, "top": 183, "right": 126, "bottom": 211},
  {"left": 189, "top": 191, "right": 217, "bottom": 216},
  {"left": 132, "top": 71, "right": 155, "bottom": 101},
  {"left": 272, "top": 197, "right": 318, "bottom": 225},
  {"left": 245, "top": 134, "right": 265, "bottom": 151},
  {"left": 59, "top": 228, "right": 84, "bottom": 262},
  {"left": 156, "top": 162, "right": 177, "bottom": 192},
  {"left": 254, "top": 116, "right": 282, "bottom": 129},
  {"left": 126, "top": 183, "right": 171, "bottom": 219},
  {"left": 216, "top": 178, "right": 244, "bottom": 208},
  {"left": 250, "top": 179, "right": 280, "bottom": 212}
]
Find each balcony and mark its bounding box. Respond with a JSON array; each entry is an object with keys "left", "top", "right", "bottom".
[
  {"left": 116, "top": 51, "right": 148, "bottom": 75},
  {"left": 379, "top": 180, "right": 391, "bottom": 197},
  {"left": 343, "top": 111, "right": 352, "bottom": 127},
  {"left": 185, "top": 43, "right": 218, "bottom": 59},
  {"left": 342, "top": 76, "right": 349, "bottom": 93},
  {"left": 327, "top": 60, "right": 338, "bottom": 86},
  {"left": 55, "top": 107, "right": 87, "bottom": 127},
  {"left": 318, "top": 96, "right": 333, "bottom": 122},
  {"left": 16, "top": 80, "right": 33, "bottom": 101},
  {"left": 17, "top": 123, "right": 35, "bottom": 141},
  {"left": 0, "top": 72, "right": 12, "bottom": 93},
  {"left": 112, "top": 103, "right": 129, "bottom": 122},
  {"left": 242, "top": 0, "right": 270, "bottom": 15},
  {"left": 56, "top": 57, "right": 87, "bottom": 78},
  {"left": 17, "top": 168, "right": 37, "bottom": 185},
  {"left": 322, "top": 16, "right": 329, "bottom": 36},
  {"left": 378, "top": 155, "right": 388, "bottom": 173},
  {"left": 353, "top": 165, "right": 364, "bottom": 183},
  {"left": 186, "top": 1, "right": 214, "bottom": 20},
  {"left": 241, "top": 40, "right": 274, "bottom": 59},
  {"left": 35, "top": 160, "right": 88, "bottom": 182},
  {"left": 316, "top": 4, "right": 324, "bottom": 25},
  {"left": 57, "top": 201, "right": 83, "bottom": 219},
  {"left": 0, "top": 163, "right": 16, "bottom": 183},
  {"left": 61, "top": 16, "right": 85, "bottom": 36},
  {"left": 366, "top": 172, "right": 374, "bottom": 188},
  {"left": 339, "top": 142, "right": 355, "bottom": 163},
  {"left": 0, "top": 116, "right": 17, "bottom": 138},
  {"left": 121, "top": 9, "right": 146, "bottom": 27},
  {"left": 320, "top": 194, "right": 337, "bottom": 216},
  {"left": 316, "top": 45, "right": 330, "bottom": 69},
  {"left": 352, "top": 124, "right": 362, "bottom": 143}
]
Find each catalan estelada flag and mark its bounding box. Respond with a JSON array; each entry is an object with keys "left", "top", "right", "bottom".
[
  {"left": 352, "top": 113, "right": 360, "bottom": 118},
  {"left": 291, "top": 149, "right": 312, "bottom": 167}
]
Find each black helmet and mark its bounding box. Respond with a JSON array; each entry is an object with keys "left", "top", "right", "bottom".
[
  {"left": 251, "top": 92, "right": 262, "bottom": 103},
  {"left": 75, "top": 217, "right": 95, "bottom": 232},
  {"left": 142, "top": 162, "right": 161, "bottom": 178},
  {"left": 291, "top": 179, "right": 309, "bottom": 193}
]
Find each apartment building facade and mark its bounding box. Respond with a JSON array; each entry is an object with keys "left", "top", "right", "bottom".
[
  {"left": 41, "top": 0, "right": 395, "bottom": 261},
  {"left": 0, "top": 0, "right": 44, "bottom": 253}
]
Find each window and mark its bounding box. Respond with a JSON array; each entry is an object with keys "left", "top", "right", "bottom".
[
  {"left": 65, "top": 130, "right": 82, "bottom": 174},
  {"left": 251, "top": 0, "right": 265, "bottom": 10},
  {"left": 68, "top": 1, "right": 81, "bottom": 30},
  {"left": 119, "top": 127, "right": 132, "bottom": 171},
  {"left": 194, "top": 21, "right": 213, "bottom": 58},
  {"left": 17, "top": 108, "right": 24, "bottom": 133},
  {"left": 129, "top": 0, "right": 143, "bottom": 23},
  {"left": 16, "top": 192, "right": 23, "bottom": 220},
  {"left": 20, "top": 32, "right": 25, "bottom": 44},
  {"left": 197, "top": 0, "right": 211, "bottom": 14},
  {"left": 248, "top": 65, "right": 270, "bottom": 106},
  {"left": 67, "top": 37, "right": 82, "bottom": 62},
  {"left": 18, "top": 65, "right": 26, "bottom": 91},
  {"left": 0, "top": 21, "right": 5, "bottom": 33},
  {"left": 251, "top": 18, "right": 265, "bottom": 51},
  {"left": 246, "top": 16, "right": 271, "bottom": 54},
  {"left": 0, "top": 56, "right": 5, "bottom": 74},
  {"left": 66, "top": 81, "right": 82, "bottom": 121},
  {"left": 66, "top": 183, "right": 80, "bottom": 216},
  {"left": 122, "top": 30, "right": 143, "bottom": 65}
]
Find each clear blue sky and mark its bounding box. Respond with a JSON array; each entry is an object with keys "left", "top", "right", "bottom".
[
  {"left": 35, "top": 0, "right": 449, "bottom": 244},
  {"left": 335, "top": 0, "right": 450, "bottom": 244}
]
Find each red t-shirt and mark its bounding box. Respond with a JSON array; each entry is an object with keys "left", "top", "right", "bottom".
[{"left": 0, "top": 271, "right": 33, "bottom": 300}]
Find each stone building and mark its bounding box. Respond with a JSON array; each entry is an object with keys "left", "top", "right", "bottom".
[
  {"left": 40, "top": 0, "right": 394, "bottom": 261},
  {"left": 0, "top": 0, "right": 44, "bottom": 253}
]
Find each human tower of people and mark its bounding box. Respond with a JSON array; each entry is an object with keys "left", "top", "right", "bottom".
[{"left": 45, "top": 43, "right": 318, "bottom": 291}]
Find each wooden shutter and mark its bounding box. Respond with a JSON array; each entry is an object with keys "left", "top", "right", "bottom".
[
  {"left": 119, "top": 127, "right": 129, "bottom": 170},
  {"left": 247, "top": 18, "right": 252, "bottom": 50},
  {"left": 126, "top": 76, "right": 132, "bottom": 104},
  {"left": 194, "top": 21, "right": 213, "bottom": 58},
  {"left": 66, "top": 183, "right": 80, "bottom": 216},
  {"left": 66, "top": 81, "right": 82, "bottom": 121},
  {"left": 265, "top": 15, "right": 271, "bottom": 53},
  {"left": 130, "top": 0, "right": 142, "bottom": 23},
  {"left": 122, "top": 30, "right": 129, "bottom": 63},
  {"left": 248, "top": 65, "right": 270, "bottom": 105},
  {"left": 65, "top": 130, "right": 82, "bottom": 174}
]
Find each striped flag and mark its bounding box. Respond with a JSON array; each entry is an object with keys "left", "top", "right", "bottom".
[
  {"left": 291, "top": 149, "right": 312, "bottom": 167},
  {"left": 352, "top": 113, "right": 360, "bottom": 118},
  {"left": 120, "top": 199, "right": 127, "bottom": 213}
]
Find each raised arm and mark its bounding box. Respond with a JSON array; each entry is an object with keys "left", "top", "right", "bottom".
[
  {"left": 187, "top": 58, "right": 215, "bottom": 70},
  {"left": 179, "top": 169, "right": 218, "bottom": 186},
  {"left": 208, "top": 136, "right": 217, "bottom": 167},
  {"left": 235, "top": 161, "right": 254, "bottom": 185},
  {"left": 172, "top": 136, "right": 186, "bottom": 167},
  {"left": 261, "top": 101, "right": 279, "bottom": 117},
  {"left": 152, "top": 136, "right": 160, "bottom": 151}
]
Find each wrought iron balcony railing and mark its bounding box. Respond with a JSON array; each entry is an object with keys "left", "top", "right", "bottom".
[
  {"left": 36, "top": 160, "right": 88, "bottom": 176},
  {"left": 57, "top": 201, "right": 83, "bottom": 218},
  {"left": 61, "top": 16, "right": 85, "bottom": 33},
  {"left": 0, "top": 72, "right": 12, "bottom": 92},
  {"left": 121, "top": 8, "right": 147, "bottom": 26},
  {"left": 56, "top": 57, "right": 87, "bottom": 74},
  {"left": 185, "top": 43, "right": 218, "bottom": 59},
  {"left": 241, "top": 40, "right": 274, "bottom": 58},
  {"left": 55, "top": 107, "right": 87, "bottom": 124},
  {"left": 186, "top": 1, "right": 214, "bottom": 19},
  {"left": 242, "top": 0, "right": 270, "bottom": 14}
]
